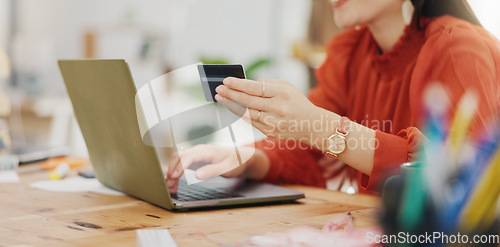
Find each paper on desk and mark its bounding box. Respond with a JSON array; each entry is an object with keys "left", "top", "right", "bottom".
[
  {"left": 30, "top": 177, "right": 125, "bottom": 195},
  {"left": 0, "top": 170, "right": 20, "bottom": 183},
  {"left": 137, "top": 229, "right": 177, "bottom": 247}
]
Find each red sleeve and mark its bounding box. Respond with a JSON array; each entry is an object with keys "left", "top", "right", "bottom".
[
  {"left": 255, "top": 138, "right": 326, "bottom": 187},
  {"left": 360, "top": 18, "right": 500, "bottom": 190},
  {"left": 359, "top": 128, "right": 425, "bottom": 190},
  {"left": 255, "top": 30, "right": 361, "bottom": 187}
]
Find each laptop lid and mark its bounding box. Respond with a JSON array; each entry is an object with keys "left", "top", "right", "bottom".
[{"left": 58, "top": 59, "right": 174, "bottom": 210}]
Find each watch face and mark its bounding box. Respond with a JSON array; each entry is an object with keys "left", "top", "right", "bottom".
[{"left": 327, "top": 135, "right": 346, "bottom": 154}]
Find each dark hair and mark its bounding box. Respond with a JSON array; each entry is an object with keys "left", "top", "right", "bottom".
[{"left": 411, "top": 0, "right": 482, "bottom": 28}]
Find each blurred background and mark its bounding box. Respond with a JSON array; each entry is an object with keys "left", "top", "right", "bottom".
[{"left": 0, "top": 0, "right": 498, "bottom": 158}]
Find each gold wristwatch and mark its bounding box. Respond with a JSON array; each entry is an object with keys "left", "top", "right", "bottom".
[{"left": 325, "top": 116, "right": 350, "bottom": 158}]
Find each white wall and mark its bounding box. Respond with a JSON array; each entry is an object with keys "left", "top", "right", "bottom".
[
  {"left": 0, "top": 0, "right": 11, "bottom": 88},
  {"left": 0, "top": 0, "right": 8, "bottom": 48},
  {"left": 9, "top": 0, "right": 312, "bottom": 94}
]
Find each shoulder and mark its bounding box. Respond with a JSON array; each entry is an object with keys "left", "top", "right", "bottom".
[
  {"left": 425, "top": 15, "right": 480, "bottom": 35},
  {"left": 416, "top": 15, "right": 500, "bottom": 78},
  {"left": 422, "top": 15, "right": 499, "bottom": 54},
  {"left": 410, "top": 16, "right": 500, "bottom": 118}
]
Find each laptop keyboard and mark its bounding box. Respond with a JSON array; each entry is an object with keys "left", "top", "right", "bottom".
[{"left": 172, "top": 180, "right": 243, "bottom": 202}]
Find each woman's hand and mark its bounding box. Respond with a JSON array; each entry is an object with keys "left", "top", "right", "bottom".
[
  {"left": 214, "top": 77, "right": 376, "bottom": 177},
  {"left": 166, "top": 144, "right": 269, "bottom": 193},
  {"left": 214, "top": 78, "right": 327, "bottom": 144}
]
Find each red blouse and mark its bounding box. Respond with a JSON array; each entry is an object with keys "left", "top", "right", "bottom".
[{"left": 254, "top": 15, "right": 500, "bottom": 194}]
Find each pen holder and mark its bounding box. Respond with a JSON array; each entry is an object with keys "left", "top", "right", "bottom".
[{"left": 380, "top": 162, "right": 499, "bottom": 247}]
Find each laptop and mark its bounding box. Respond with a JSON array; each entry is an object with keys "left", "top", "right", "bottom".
[{"left": 58, "top": 59, "right": 304, "bottom": 210}]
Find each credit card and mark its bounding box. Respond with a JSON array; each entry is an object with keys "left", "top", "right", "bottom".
[{"left": 198, "top": 64, "right": 246, "bottom": 102}]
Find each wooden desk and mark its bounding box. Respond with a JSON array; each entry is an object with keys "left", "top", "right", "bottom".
[{"left": 0, "top": 163, "right": 380, "bottom": 247}]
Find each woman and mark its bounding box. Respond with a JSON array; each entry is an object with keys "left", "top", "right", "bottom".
[{"left": 167, "top": 0, "right": 500, "bottom": 194}]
